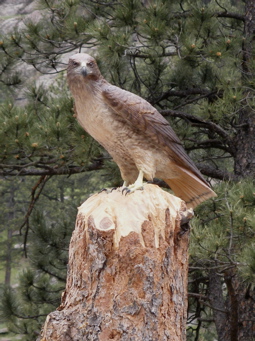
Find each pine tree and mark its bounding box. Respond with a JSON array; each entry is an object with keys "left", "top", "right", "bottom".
[
  {"left": 0, "top": 0, "right": 255, "bottom": 340},
  {"left": 0, "top": 173, "right": 106, "bottom": 340}
]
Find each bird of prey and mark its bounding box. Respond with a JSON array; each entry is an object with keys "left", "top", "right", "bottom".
[{"left": 67, "top": 53, "right": 216, "bottom": 208}]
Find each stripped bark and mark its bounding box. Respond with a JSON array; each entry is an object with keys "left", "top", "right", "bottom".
[{"left": 39, "top": 184, "right": 191, "bottom": 341}]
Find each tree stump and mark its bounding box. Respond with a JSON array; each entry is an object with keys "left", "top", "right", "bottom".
[{"left": 39, "top": 184, "right": 191, "bottom": 341}]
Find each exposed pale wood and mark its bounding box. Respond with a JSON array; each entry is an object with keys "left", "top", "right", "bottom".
[{"left": 39, "top": 184, "right": 191, "bottom": 341}]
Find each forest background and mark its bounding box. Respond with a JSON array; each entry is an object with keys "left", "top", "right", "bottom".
[{"left": 0, "top": 0, "right": 255, "bottom": 340}]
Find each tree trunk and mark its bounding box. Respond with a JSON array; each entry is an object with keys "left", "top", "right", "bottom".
[
  {"left": 234, "top": 0, "right": 255, "bottom": 177},
  {"left": 38, "top": 184, "right": 191, "bottom": 341},
  {"left": 224, "top": 269, "right": 255, "bottom": 341},
  {"left": 208, "top": 270, "right": 229, "bottom": 341},
  {"left": 214, "top": 1, "right": 255, "bottom": 340},
  {"left": 234, "top": 109, "right": 255, "bottom": 177},
  {"left": 5, "top": 187, "right": 15, "bottom": 286},
  {"left": 5, "top": 227, "right": 12, "bottom": 286}
]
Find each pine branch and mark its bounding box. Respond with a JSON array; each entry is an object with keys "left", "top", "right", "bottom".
[
  {"left": 188, "top": 292, "right": 208, "bottom": 300},
  {"left": 125, "top": 50, "right": 177, "bottom": 59},
  {"left": 187, "top": 139, "right": 234, "bottom": 155},
  {"left": 197, "top": 318, "right": 215, "bottom": 322},
  {"left": 171, "top": 10, "right": 245, "bottom": 22},
  {"left": 36, "top": 265, "right": 66, "bottom": 282},
  {"left": 161, "top": 109, "right": 232, "bottom": 141},
  {"left": 196, "top": 164, "right": 236, "bottom": 181},
  {"left": 216, "top": 11, "right": 245, "bottom": 21},
  {"left": 19, "top": 175, "right": 52, "bottom": 257},
  {"left": 12, "top": 311, "right": 48, "bottom": 320},
  {"left": 0, "top": 160, "right": 104, "bottom": 177},
  {"left": 152, "top": 89, "right": 219, "bottom": 105}
]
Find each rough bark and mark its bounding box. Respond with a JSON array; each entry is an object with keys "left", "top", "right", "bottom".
[
  {"left": 214, "top": 2, "right": 255, "bottom": 340},
  {"left": 234, "top": 0, "right": 255, "bottom": 177},
  {"left": 208, "top": 271, "right": 229, "bottom": 341},
  {"left": 234, "top": 109, "right": 255, "bottom": 177},
  {"left": 207, "top": 268, "right": 255, "bottom": 341},
  {"left": 39, "top": 184, "right": 191, "bottom": 341},
  {"left": 5, "top": 187, "right": 15, "bottom": 286},
  {"left": 224, "top": 269, "right": 255, "bottom": 341}
]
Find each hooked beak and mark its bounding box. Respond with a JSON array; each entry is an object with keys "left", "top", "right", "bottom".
[{"left": 80, "top": 62, "right": 87, "bottom": 76}]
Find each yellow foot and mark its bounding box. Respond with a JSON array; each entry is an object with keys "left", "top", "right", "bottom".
[
  {"left": 122, "top": 184, "right": 144, "bottom": 195},
  {"left": 122, "top": 170, "right": 144, "bottom": 195}
]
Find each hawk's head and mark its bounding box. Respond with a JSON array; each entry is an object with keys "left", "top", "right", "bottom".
[{"left": 67, "top": 53, "right": 102, "bottom": 81}]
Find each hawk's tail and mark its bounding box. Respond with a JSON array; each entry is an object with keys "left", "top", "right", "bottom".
[{"left": 164, "top": 167, "right": 217, "bottom": 208}]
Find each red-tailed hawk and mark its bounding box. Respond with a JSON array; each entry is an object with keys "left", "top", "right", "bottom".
[{"left": 67, "top": 53, "right": 216, "bottom": 208}]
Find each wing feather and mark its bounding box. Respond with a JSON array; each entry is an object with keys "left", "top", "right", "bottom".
[{"left": 102, "top": 83, "right": 208, "bottom": 185}]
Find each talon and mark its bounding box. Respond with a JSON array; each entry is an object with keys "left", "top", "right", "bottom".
[
  {"left": 121, "top": 171, "right": 145, "bottom": 195},
  {"left": 99, "top": 187, "right": 118, "bottom": 194},
  {"left": 99, "top": 188, "right": 108, "bottom": 193},
  {"left": 125, "top": 189, "right": 131, "bottom": 196},
  {"left": 122, "top": 187, "right": 129, "bottom": 195}
]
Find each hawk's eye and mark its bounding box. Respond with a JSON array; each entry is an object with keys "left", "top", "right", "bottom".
[
  {"left": 87, "top": 61, "right": 94, "bottom": 68},
  {"left": 71, "top": 60, "right": 79, "bottom": 67}
]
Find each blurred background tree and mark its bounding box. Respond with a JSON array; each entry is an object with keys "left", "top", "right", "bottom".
[{"left": 0, "top": 0, "right": 254, "bottom": 340}]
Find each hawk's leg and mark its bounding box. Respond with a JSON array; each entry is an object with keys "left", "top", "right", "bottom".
[
  {"left": 122, "top": 180, "right": 129, "bottom": 187},
  {"left": 122, "top": 170, "right": 144, "bottom": 195}
]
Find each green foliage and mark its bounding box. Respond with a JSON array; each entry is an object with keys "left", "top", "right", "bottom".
[
  {"left": 0, "top": 282, "right": 54, "bottom": 340},
  {"left": 188, "top": 180, "right": 255, "bottom": 338},
  {"left": 191, "top": 180, "right": 255, "bottom": 269},
  {"left": 28, "top": 211, "right": 70, "bottom": 281},
  {"left": 0, "top": 0, "right": 251, "bottom": 177},
  {"left": 0, "top": 76, "right": 103, "bottom": 174},
  {"left": 0, "top": 171, "right": 107, "bottom": 340},
  {"left": 0, "top": 0, "right": 254, "bottom": 340}
]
